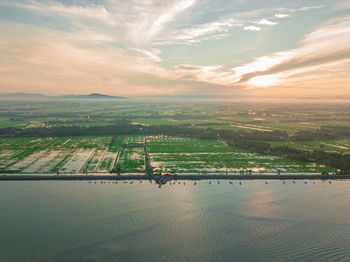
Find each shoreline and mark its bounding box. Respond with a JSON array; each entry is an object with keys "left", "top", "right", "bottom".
[{"left": 1, "top": 174, "right": 349, "bottom": 181}]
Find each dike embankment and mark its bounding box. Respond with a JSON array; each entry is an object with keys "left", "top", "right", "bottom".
[{"left": 0, "top": 174, "right": 349, "bottom": 181}]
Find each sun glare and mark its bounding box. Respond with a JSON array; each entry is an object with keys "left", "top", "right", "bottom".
[{"left": 248, "top": 74, "right": 280, "bottom": 87}]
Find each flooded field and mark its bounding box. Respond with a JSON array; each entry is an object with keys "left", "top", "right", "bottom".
[
  {"left": 0, "top": 136, "right": 334, "bottom": 175},
  {"left": 0, "top": 136, "right": 335, "bottom": 175},
  {"left": 147, "top": 136, "right": 333, "bottom": 174}
]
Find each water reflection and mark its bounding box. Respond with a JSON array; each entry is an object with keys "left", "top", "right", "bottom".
[{"left": 0, "top": 180, "right": 349, "bottom": 262}]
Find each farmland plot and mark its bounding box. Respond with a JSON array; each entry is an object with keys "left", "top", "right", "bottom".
[
  {"left": 110, "top": 135, "right": 145, "bottom": 148},
  {"left": 269, "top": 140, "right": 350, "bottom": 154},
  {"left": 83, "top": 149, "right": 106, "bottom": 173},
  {"left": 59, "top": 149, "right": 95, "bottom": 173},
  {"left": 122, "top": 135, "right": 144, "bottom": 144},
  {"left": 115, "top": 146, "right": 145, "bottom": 171},
  {"left": 22, "top": 150, "right": 62, "bottom": 173},
  {"left": 0, "top": 138, "right": 42, "bottom": 150},
  {"left": 148, "top": 136, "right": 333, "bottom": 174},
  {"left": 147, "top": 136, "right": 236, "bottom": 153},
  {"left": 31, "top": 137, "right": 59, "bottom": 149},
  {"left": 97, "top": 151, "right": 118, "bottom": 172},
  {"left": 0, "top": 135, "right": 336, "bottom": 174},
  {"left": 0, "top": 150, "right": 15, "bottom": 158},
  {"left": 55, "top": 137, "right": 112, "bottom": 148},
  {"left": 0, "top": 150, "right": 17, "bottom": 168},
  {"left": 7, "top": 150, "right": 47, "bottom": 172},
  {"left": 38, "top": 150, "right": 72, "bottom": 173}
]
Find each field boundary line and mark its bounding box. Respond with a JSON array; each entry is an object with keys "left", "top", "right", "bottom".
[
  {"left": 12, "top": 150, "right": 48, "bottom": 173},
  {"left": 112, "top": 148, "right": 122, "bottom": 170},
  {"left": 22, "top": 149, "right": 52, "bottom": 173},
  {"left": 96, "top": 148, "right": 108, "bottom": 173},
  {"left": 37, "top": 150, "right": 64, "bottom": 173},
  {"left": 79, "top": 149, "right": 97, "bottom": 173},
  {"left": 57, "top": 148, "right": 79, "bottom": 174}
]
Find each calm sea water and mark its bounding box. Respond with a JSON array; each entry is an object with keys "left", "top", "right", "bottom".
[{"left": 1, "top": 180, "right": 350, "bottom": 262}]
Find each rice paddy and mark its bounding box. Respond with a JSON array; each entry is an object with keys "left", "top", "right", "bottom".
[
  {"left": 0, "top": 137, "right": 115, "bottom": 174},
  {"left": 0, "top": 135, "right": 334, "bottom": 175},
  {"left": 147, "top": 136, "right": 334, "bottom": 174}
]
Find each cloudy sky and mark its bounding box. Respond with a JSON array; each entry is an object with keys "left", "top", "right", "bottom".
[{"left": 0, "top": 0, "right": 350, "bottom": 98}]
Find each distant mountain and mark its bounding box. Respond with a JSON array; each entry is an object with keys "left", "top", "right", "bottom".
[
  {"left": 0, "top": 92, "right": 127, "bottom": 100},
  {"left": 59, "top": 93, "right": 127, "bottom": 99}
]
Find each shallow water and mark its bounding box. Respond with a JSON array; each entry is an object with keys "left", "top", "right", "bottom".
[{"left": 1, "top": 180, "right": 350, "bottom": 262}]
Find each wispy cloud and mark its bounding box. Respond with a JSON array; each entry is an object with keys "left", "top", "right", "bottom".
[
  {"left": 1, "top": 0, "right": 198, "bottom": 44},
  {"left": 233, "top": 15, "right": 350, "bottom": 86},
  {"left": 0, "top": 0, "right": 348, "bottom": 98},
  {"left": 0, "top": 0, "right": 115, "bottom": 24},
  {"left": 128, "top": 48, "right": 162, "bottom": 63},
  {"left": 255, "top": 19, "right": 278, "bottom": 26},
  {"left": 155, "top": 18, "right": 242, "bottom": 44},
  {"left": 275, "top": 13, "right": 290, "bottom": 18},
  {"left": 271, "top": 5, "right": 325, "bottom": 21},
  {"left": 166, "top": 15, "right": 350, "bottom": 91},
  {"left": 244, "top": 25, "right": 261, "bottom": 31},
  {"left": 125, "top": 0, "right": 197, "bottom": 43},
  {"left": 0, "top": 23, "right": 167, "bottom": 96},
  {"left": 277, "top": 4, "right": 325, "bottom": 13}
]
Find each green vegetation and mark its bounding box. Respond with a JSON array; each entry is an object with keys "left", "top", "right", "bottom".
[
  {"left": 0, "top": 135, "right": 335, "bottom": 174},
  {"left": 2, "top": 101, "right": 350, "bottom": 134},
  {"left": 147, "top": 136, "right": 333, "bottom": 174},
  {"left": 269, "top": 139, "right": 350, "bottom": 154},
  {"left": 115, "top": 146, "right": 145, "bottom": 172},
  {"left": 0, "top": 100, "right": 349, "bottom": 174}
]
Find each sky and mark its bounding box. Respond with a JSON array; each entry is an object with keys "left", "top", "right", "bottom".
[{"left": 0, "top": 0, "right": 350, "bottom": 99}]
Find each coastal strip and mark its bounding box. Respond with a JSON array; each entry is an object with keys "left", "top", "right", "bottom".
[{"left": 0, "top": 174, "right": 349, "bottom": 181}]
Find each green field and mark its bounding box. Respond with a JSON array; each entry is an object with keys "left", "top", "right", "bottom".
[
  {"left": 0, "top": 137, "right": 115, "bottom": 173},
  {"left": 0, "top": 135, "right": 335, "bottom": 174},
  {"left": 269, "top": 139, "right": 350, "bottom": 154},
  {"left": 2, "top": 100, "right": 350, "bottom": 134},
  {"left": 1, "top": 100, "right": 349, "bottom": 174},
  {"left": 115, "top": 146, "right": 145, "bottom": 171},
  {"left": 147, "top": 136, "right": 333, "bottom": 174}
]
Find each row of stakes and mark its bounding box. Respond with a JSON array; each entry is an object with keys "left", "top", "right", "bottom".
[{"left": 88, "top": 180, "right": 333, "bottom": 185}]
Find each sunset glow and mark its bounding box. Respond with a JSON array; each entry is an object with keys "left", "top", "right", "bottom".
[
  {"left": 248, "top": 75, "right": 281, "bottom": 87},
  {"left": 0, "top": 0, "right": 349, "bottom": 99}
]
